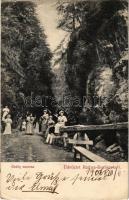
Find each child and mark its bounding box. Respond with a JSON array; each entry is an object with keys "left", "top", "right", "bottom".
[{"left": 21, "top": 119, "right": 27, "bottom": 131}]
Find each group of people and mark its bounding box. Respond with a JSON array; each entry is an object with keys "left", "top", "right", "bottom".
[
  {"left": 40, "top": 109, "right": 68, "bottom": 145},
  {"left": 1, "top": 107, "right": 68, "bottom": 143},
  {"left": 23, "top": 109, "right": 67, "bottom": 135},
  {"left": 45, "top": 110, "right": 67, "bottom": 145},
  {"left": 1, "top": 106, "right": 90, "bottom": 150}
]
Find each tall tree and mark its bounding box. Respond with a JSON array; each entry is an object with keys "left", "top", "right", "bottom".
[{"left": 1, "top": 1, "right": 53, "bottom": 112}]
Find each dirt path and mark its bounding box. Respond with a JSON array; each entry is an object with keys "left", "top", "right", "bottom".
[
  {"left": 1, "top": 130, "right": 126, "bottom": 162},
  {"left": 1, "top": 131, "right": 74, "bottom": 162}
]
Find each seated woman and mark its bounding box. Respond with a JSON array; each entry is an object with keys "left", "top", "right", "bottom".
[
  {"left": 53, "top": 110, "right": 68, "bottom": 147},
  {"left": 54, "top": 110, "right": 67, "bottom": 135},
  {"left": 45, "top": 115, "right": 55, "bottom": 144}
]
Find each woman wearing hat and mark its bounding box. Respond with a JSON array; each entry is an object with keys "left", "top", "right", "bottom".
[
  {"left": 3, "top": 114, "right": 12, "bottom": 135},
  {"left": 40, "top": 109, "right": 49, "bottom": 136},
  {"left": 26, "top": 113, "right": 34, "bottom": 135},
  {"left": 2, "top": 106, "right": 10, "bottom": 120},
  {"left": 54, "top": 110, "right": 67, "bottom": 135},
  {"left": 45, "top": 115, "right": 55, "bottom": 144}
]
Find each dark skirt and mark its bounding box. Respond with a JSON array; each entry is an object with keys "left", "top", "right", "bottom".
[{"left": 49, "top": 127, "right": 55, "bottom": 134}]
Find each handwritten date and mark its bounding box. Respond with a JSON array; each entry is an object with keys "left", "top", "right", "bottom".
[{"left": 5, "top": 166, "right": 120, "bottom": 194}]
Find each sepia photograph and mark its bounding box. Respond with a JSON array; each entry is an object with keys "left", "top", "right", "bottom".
[{"left": 1, "top": 0, "right": 128, "bottom": 162}]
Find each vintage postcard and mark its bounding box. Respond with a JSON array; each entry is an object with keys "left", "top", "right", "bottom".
[{"left": 1, "top": 0, "right": 128, "bottom": 199}]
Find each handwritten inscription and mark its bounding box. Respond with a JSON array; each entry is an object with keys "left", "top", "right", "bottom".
[{"left": 5, "top": 166, "right": 121, "bottom": 194}]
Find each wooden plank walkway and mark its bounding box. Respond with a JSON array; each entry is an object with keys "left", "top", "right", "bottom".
[{"left": 74, "top": 146, "right": 108, "bottom": 162}]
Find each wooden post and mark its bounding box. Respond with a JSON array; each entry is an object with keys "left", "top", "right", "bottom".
[{"left": 74, "top": 150, "right": 77, "bottom": 161}]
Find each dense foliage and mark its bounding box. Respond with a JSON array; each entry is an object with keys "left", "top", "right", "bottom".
[{"left": 2, "top": 1, "right": 53, "bottom": 113}]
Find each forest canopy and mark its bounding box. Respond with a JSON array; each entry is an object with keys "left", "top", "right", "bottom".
[{"left": 1, "top": 1, "right": 53, "bottom": 113}]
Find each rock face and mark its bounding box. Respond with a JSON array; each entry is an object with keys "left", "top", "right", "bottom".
[
  {"left": 51, "top": 0, "right": 128, "bottom": 154},
  {"left": 51, "top": 35, "right": 71, "bottom": 112},
  {"left": 52, "top": 35, "right": 80, "bottom": 124},
  {"left": 82, "top": 4, "right": 128, "bottom": 124},
  {"left": 52, "top": 0, "right": 128, "bottom": 125}
]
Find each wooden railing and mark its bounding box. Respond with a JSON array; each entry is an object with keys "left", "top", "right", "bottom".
[
  {"left": 60, "top": 122, "right": 128, "bottom": 133},
  {"left": 59, "top": 122, "right": 128, "bottom": 162}
]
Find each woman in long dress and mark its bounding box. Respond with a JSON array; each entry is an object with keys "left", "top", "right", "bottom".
[
  {"left": 54, "top": 110, "right": 68, "bottom": 147},
  {"left": 26, "top": 114, "right": 34, "bottom": 135},
  {"left": 3, "top": 114, "right": 12, "bottom": 135},
  {"left": 54, "top": 110, "right": 67, "bottom": 135},
  {"left": 34, "top": 117, "right": 39, "bottom": 134},
  {"left": 40, "top": 110, "right": 49, "bottom": 135}
]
